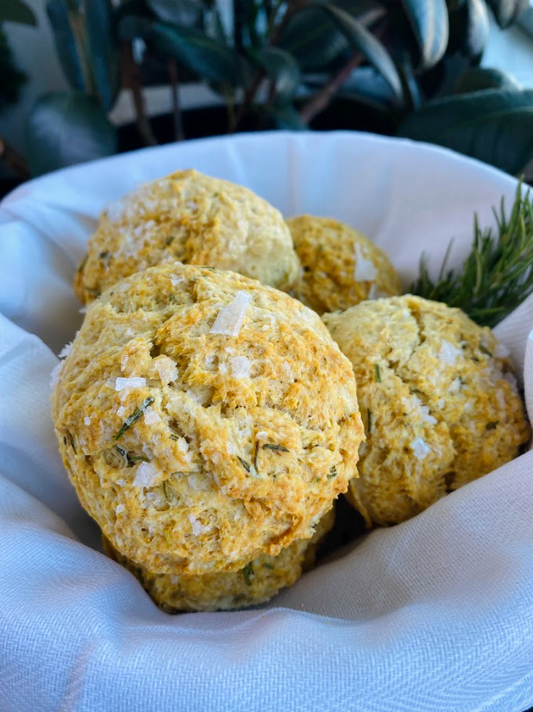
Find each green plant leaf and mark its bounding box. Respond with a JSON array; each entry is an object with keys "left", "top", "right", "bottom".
[
  {"left": 0, "top": 0, "right": 36, "bottom": 25},
  {"left": 400, "top": 0, "right": 449, "bottom": 69},
  {"left": 454, "top": 67, "right": 521, "bottom": 94},
  {"left": 399, "top": 88, "right": 533, "bottom": 137},
  {"left": 85, "top": 0, "right": 120, "bottom": 112},
  {"left": 147, "top": 0, "right": 205, "bottom": 26},
  {"left": 269, "top": 103, "right": 308, "bottom": 130},
  {"left": 306, "top": 2, "right": 404, "bottom": 104},
  {"left": 463, "top": 0, "right": 489, "bottom": 57},
  {"left": 278, "top": 0, "right": 383, "bottom": 73},
  {"left": 146, "top": 21, "right": 244, "bottom": 86},
  {"left": 336, "top": 66, "right": 399, "bottom": 110},
  {"left": 26, "top": 91, "right": 117, "bottom": 176},
  {"left": 255, "top": 47, "right": 300, "bottom": 103},
  {"left": 398, "top": 89, "right": 533, "bottom": 174},
  {"left": 485, "top": 0, "right": 529, "bottom": 28},
  {"left": 0, "top": 25, "right": 27, "bottom": 114},
  {"left": 46, "top": 0, "right": 86, "bottom": 91}
]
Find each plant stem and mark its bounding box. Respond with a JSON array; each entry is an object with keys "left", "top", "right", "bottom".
[
  {"left": 121, "top": 42, "right": 157, "bottom": 147},
  {"left": 299, "top": 16, "right": 389, "bottom": 125},
  {"left": 232, "top": 0, "right": 307, "bottom": 132},
  {"left": 299, "top": 53, "right": 365, "bottom": 124},
  {"left": 168, "top": 60, "right": 184, "bottom": 142},
  {"left": 0, "top": 137, "right": 29, "bottom": 179}
]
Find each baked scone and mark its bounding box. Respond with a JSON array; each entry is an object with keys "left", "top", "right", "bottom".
[
  {"left": 53, "top": 263, "right": 363, "bottom": 575},
  {"left": 287, "top": 215, "right": 401, "bottom": 315},
  {"left": 103, "top": 507, "right": 335, "bottom": 612},
  {"left": 323, "top": 295, "right": 530, "bottom": 527},
  {"left": 74, "top": 169, "right": 300, "bottom": 304}
]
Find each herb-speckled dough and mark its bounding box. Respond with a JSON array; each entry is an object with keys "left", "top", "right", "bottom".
[
  {"left": 323, "top": 295, "right": 530, "bottom": 527},
  {"left": 287, "top": 215, "right": 401, "bottom": 315},
  {"left": 53, "top": 263, "right": 363, "bottom": 575},
  {"left": 74, "top": 169, "right": 300, "bottom": 304},
  {"left": 103, "top": 507, "right": 335, "bottom": 612}
]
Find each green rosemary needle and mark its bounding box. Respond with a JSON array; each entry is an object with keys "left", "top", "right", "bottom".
[{"left": 411, "top": 182, "right": 533, "bottom": 328}]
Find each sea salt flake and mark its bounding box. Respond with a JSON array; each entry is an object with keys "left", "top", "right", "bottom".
[
  {"left": 50, "top": 361, "right": 64, "bottom": 390},
  {"left": 437, "top": 399, "right": 445, "bottom": 409},
  {"left": 354, "top": 244, "right": 378, "bottom": 282},
  {"left": 219, "top": 362, "right": 229, "bottom": 375},
  {"left": 156, "top": 358, "right": 178, "bottom": 384},
  {"left": 449, "top": 377, "right": 462, "bottom": 394},
  {"left": 58, "top": 342, "right": 72, "bottom": 359},
  {"left": 170, "top": 273, "right": 184, "bottom": 287},
  {"left": 420, "top": 406, "right": 437, "bottom": 425},
  {"left": 495, "top": 342, "right": 511, "bottom": 359},
  {"left": 226, "top": 441, "right": 238, "bottom": 455},
  {"left": 84, "top": 416, "right": 92, "bottom": 426},
  {"left": 117, "top": 405, "right": 127, "bottom": 417},
  {"left": 133, "top": 461, "right": 160, "bottom": 488},
  {"left": 120, "top": 354, "right": 129, "bottom": 372},
  {"left": 230, "top": 356, "right": 251, "bottom": 379},
  {"left": 210, "top": 291, "right": 252, "bottom": 336},
  {"left": 439, "top": 340, "right": 462, "bottom": 366},
  {"left": 256, "top": 431, "right": 268, "bottom": 439},
  {"left": 144, "top": 407, "right": 161, "bottom": 425},
  {"left": 115, "top": 504, "right": 125, "bottom": 514},
  {"left": 116, "top": 479, "right": 125, "bottom": 487},
  {"left": 115, "top": 376, "right": 146, "bottom": 391},
  {"left": 410, "top": 437, "right": 431, "bottom": 461},
  {"left": 188, "top": 513, "right": 209, "bottom": 536}
]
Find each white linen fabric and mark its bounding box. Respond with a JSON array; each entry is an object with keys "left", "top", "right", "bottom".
[{"left": 0, "top": 132, "right": 532, "bottom": 712}]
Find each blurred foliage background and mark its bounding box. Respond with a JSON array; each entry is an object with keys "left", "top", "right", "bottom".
[{"left": 0, "top": 0, "right": 532, "bottom": 181}]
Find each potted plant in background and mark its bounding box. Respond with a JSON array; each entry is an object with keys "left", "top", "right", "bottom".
[
  {"left": 8, "top": 0, "right": 533, "bottom": 180},
  {"left": 0, "top": 0, "right": 35, "bottom": 193}
]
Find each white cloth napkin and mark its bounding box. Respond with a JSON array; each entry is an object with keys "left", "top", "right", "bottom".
[{"left": 1, "top": 132, "right": 532, "bottom": 712}]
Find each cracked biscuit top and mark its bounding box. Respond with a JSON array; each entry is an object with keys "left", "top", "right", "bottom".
[
  {"left": 53, "top": 263, "right": 363, "bottom": 575},
  {"left": 287, "top": 215, "right": 402, "bottom": 315},
  {"left": 74, "top": 169, "right": 300, "bottom": 304},
  {"left": 323, "top": 295, "right": 530, "bottom": 527}
]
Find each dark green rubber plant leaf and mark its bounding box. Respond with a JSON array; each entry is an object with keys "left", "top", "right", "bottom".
[
  {"left": 46, "top": 0, "right": 86, "bottom": 91},
  {"left": 454, "top": 67, "right": 521, "bottom": 94},
  {"left": 278, "top": 0, "right": 383, "bottom": 73},
  {"left": 85, "top": 0, "right": 121, "bottom": 112},
  {"left": 255, "top": 47, "right": 300, "bottom": 104},
  {"left": 26, "top": 91, "right": 117, "bottom": 176},
  {"left": 147, "top": 0, "right": 205, "bottom": 27},
  {"left": 305, "top": 2, "right": 404, "bottom": 104},
  {"left": 400, "top": 0, "right": 449, "bottom": 69},
  {"left": 485, "top": 0, "right": 529, "bottom": 28},
  {"left": 398, "top": 89, "right": 533, "bottom": 174},
  {"left": 0, "top": 0, "right": 36, "bottom": 25},
  {"left": 463, "top": 0, "right": 490, "bottom": 57},
  {"left": 147, "top": 21, "right": 244, "bottom": 86},
  {"left": 269, "top": 103, "right": 308, "bottom": 130}
]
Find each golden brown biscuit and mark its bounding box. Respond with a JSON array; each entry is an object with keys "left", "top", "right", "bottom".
[
  {"left": 103, "top": 507, "right": 335, "bottom": 612},
  {"left": 53, "top": 263, "right": 363, "bottom": 574},
  {"left": 74, "top": 169, "right": 299, "bottom": 303},
  {"left": 287, "top": 215, "right": 401, "bottom": 315},
  {"left": 323, "top": 295, "right": 530, "bottom": 527}
]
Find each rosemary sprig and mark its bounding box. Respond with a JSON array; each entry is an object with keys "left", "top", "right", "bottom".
[
  {"left": 411, "top": 182, "right": 533, "bottom": 328},
  {"left": 242, "top": 562, "right": 254, "bottom": 586},
  {"left": 262, "top": 443, "right": 289, "bottom": 453},
  {"left": 115, "top": 397, "right": 154, "bottom": 440}
]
